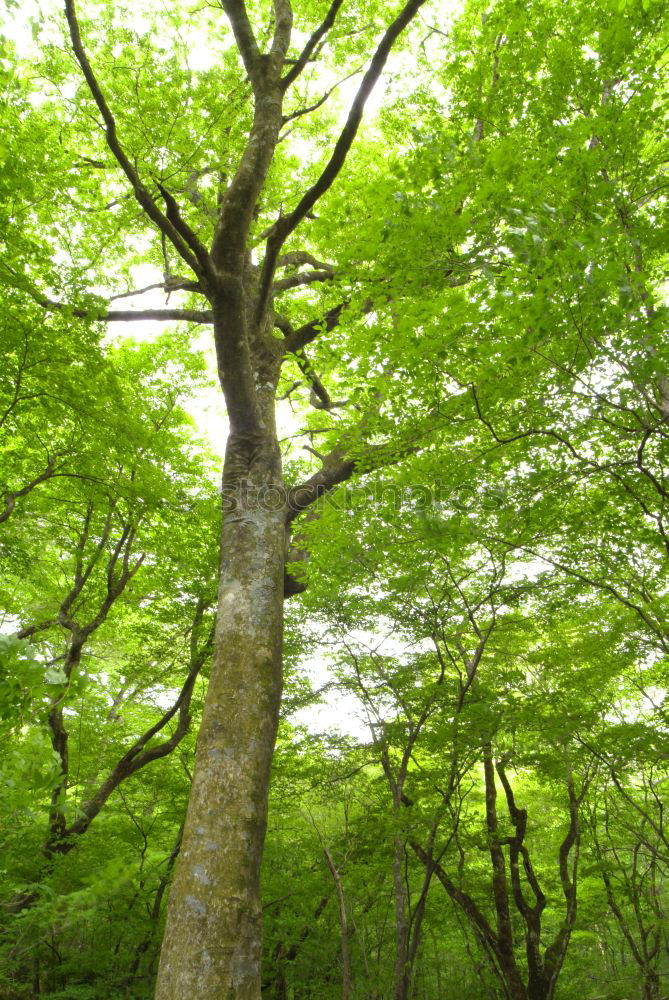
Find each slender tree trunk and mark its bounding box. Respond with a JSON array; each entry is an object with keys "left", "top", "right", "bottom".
[
  {"left": 123, "top": 822, "right": 184, "bottom": 992},
  {"left": 391, "top": 832, "right": 410, "bottom": 1000},
  {"left": 482, "top": 744, "right": 527, "bottom": 1000},
  {"left": 324, "top": 848, "right": 351, "bottom": 1000},
  {"left": 274, "top": 970, "right": 287, "bottom": 1000},
  {"left": 155, "top": 419, "right": 286, "bottom": 998},
  {"left": 642, "top": 968, "right": 661, "bottom": 1000}
]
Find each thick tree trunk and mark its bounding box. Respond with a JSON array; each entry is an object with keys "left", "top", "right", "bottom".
[
  {"left": 526, "top": 977, "right": 551, "bottom": 1000},
  {"left": 155, "top": 431, "right": 286, "bottom": 999}
]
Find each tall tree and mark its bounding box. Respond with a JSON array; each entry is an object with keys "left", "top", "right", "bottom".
[{"left": 11, "top": 0, "right": 449, "bottom": 992}]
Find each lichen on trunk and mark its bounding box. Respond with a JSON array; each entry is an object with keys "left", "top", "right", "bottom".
[{"left": 155, "top": 431, "right": 286, "bottom": 998}]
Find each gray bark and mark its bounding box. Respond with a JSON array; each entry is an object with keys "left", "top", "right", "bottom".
[{"left": 155, "top": 419, "right": 286, "bottom": 997}]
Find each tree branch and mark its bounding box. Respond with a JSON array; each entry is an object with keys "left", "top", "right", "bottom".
[
  {"left": 276, "top": 251, "right": 332, "bottom": 269},
  {"left": 273, "top": 268, "right": 334, "bottom": 294},
  {"left": 257, "top": 0, "right": 429, "bottom": 315},
  {"left": 409, "top": 839, "right": 502, "bottom": 967},
  {"left": 323, "top": 848, "right": 351, "bottom": 1000},
  {"left": 108, "top": 279, "right": 202, "bottom": 301},
  {"left": 38, "top": 293, "right": 213, "bottom": 324},
  {"left": 63, "top": 612, "right": 214, "bottom": 843},
  {"left": 282, "top": 0, "right": 345, "bottom": 89},
  {"left": 269, "top": 0, "right": 294, "bottom": 75},
  {"left": 282, "top": 68, "right": 361, "bottom": 124},
  {"left": 286, "top": 436, "right": 416, "bottom": 522},
  {"left": 542, "top": 773, "right": 581, "bottom": 985},
  {"left": 220, "top": 0, "right": 263, "bottom": 89},
  {"left": 281, "top": 301, "right": 348, "bottom": 353},
  {"left": 64, "top": 0, "right": 211, "bottom": 280},
  {"left": 0, "top": 456, "right": 62, "bottom": 525}
]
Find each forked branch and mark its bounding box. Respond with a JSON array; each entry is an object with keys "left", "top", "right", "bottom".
[
  {"left": 257, "top": 0, "right": 430, "bottom": 315},
  {"left": 64, "top": 0, "right": 212, "bottom": 281},
  {"left": 282, "top": 0, "right": 345, "bottom": 88},
  {"left": 220, "top": 0, "right": 262, "bottom": 88}
]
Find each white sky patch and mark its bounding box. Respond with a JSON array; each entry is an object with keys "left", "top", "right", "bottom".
[
  {"left": 292, "top": 653, "right": 371, "bottom": 741},
  {"left": 186, "top": 375, "right": 229, "bottom": 461},
  {"left": 291, "top": 626, "right": 435, "bottom": 741}
]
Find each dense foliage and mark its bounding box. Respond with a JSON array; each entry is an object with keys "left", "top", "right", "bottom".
[{"left": 0, "top": 0, "right": 668, "bottom": 997}]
